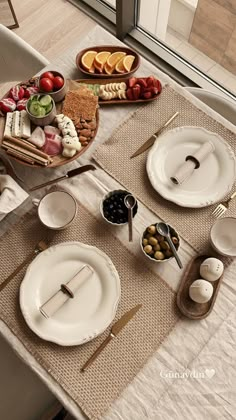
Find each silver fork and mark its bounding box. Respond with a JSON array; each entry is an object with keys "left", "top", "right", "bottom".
[{"left": 212, "top": 191, "right": 236, "bottom": 218}]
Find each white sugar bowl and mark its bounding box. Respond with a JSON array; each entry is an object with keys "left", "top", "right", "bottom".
[
  {"left": 200, "top": 257, "right": 224, "bottom": 282},
  {"left": 189, "top": 279, "right": 214, "bottom": 304}
]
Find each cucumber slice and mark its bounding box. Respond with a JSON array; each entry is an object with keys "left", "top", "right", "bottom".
[
  {"left": 45, "top": 102, "right": 53, "bottom": 114},
  {"left": 29, "top": 102, "right": 46, "bottom": 117},
  {"left": 40, "top": 95, "right": 52, "bottom": 107}
]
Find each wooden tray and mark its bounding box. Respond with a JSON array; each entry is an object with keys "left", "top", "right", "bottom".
[
  {"left": 75, "top": 78, "right": 162, "bottom": 105},
  {"left": 76, "top": 45, "right": 140, "bottom": 78},
  {"left": 176, "top": 255, "right": 224, "bottom": 320},
  {"left": 0, "top": 86, "right": 99, "bottom": 169}
]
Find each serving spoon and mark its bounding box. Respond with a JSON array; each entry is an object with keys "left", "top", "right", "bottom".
[
  {"left": 124, "top": 194, "right": 136, "bottom": 242},
  {"left": 156, "top": 222, "right": 183, "bottom": 269}
]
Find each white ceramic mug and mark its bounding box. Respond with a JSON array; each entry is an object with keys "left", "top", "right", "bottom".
[{"left": 33, "top": 190, "right": 77, "bottom": 230}]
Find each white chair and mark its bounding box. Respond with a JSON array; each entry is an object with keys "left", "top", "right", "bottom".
[
  {"left": 0, "top": 24, "right": 49, "bottom": 83},
  {"left": 185, "top": 87, "right": 236, "bottom": 126}
]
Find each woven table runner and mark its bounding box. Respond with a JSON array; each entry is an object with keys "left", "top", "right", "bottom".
[
  {"left": 93, "top": 85, "right": 236, "bottom": 254},
  {"left": 0, "top": 204, "right": 179, "bottom": 420}
]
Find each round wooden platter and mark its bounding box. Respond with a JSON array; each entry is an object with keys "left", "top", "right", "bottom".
[
  {"left": 176, "top": 255, "right": 224, "bottom": 320},
  {"left": 75, "top": 78, "right": 162, "bottom": 105},
  {"left": 0, "top": 92, "right": 99, "bottom": 169},
  {"left": 76, "top": 45, "right": 140, "bottom": 78}
]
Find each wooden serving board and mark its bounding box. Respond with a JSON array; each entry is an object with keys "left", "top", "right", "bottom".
[
  {"left": 75, "top": 78, "right": 162, "bottom": 105},
  {"left": 176, "top": 255, "right": 224, "bottom": 320},
  {"left": 0, "top": 81, "right": 99, "bottom": 169}
]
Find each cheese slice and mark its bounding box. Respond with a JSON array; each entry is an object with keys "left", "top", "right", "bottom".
[
  {"left": 12, "top": 111, "right": 21, "bottom": 137},
  {"left": 20, "top": 110, "right": 31, "bottom": 139},
  {"left": 3, "top": 112, "right": 13, "bottom": 137}
]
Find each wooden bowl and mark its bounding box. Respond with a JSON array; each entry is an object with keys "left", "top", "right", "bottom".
[
  {"left": 176, "top": 255, "right": 224, "bottom": 319},
  {"left": 0, "top": 84, "right": 99, "bottom": 169},
  {"left": 76, "top": 45, "right": 140, "bottom": 78}
]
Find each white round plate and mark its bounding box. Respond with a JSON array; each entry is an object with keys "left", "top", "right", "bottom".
[
  {"left": 20, "top": 242, "right": 120, "bottom": 346},
  {"left": 147, "top": 126, "right": 236, "bottom": 208}
]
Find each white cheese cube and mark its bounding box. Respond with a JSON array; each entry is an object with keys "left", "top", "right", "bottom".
[
  {"left": 12, "top": 111, "right": 21, "bottom": 137},
  {"left": 20, "top": 110, "right": 31, "bottom": 139},
  {"left": 3, "top": 112, "right": 13, "bottom": 137}
]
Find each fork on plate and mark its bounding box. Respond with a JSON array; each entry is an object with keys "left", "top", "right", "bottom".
[{"left": 212, "top": 191, "right": 236, "bottom": 218}]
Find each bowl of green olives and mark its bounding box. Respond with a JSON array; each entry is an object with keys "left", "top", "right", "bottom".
[
  {"left": 141, "top": 223, "right": 180, "bottom": 262},
  {"left": 100, "top": 189, "right": 138, "bottom": 226}
]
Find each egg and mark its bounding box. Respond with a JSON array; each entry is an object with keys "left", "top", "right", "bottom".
[
  {"left": 189, "top": 279, "right": 213, "bottom": 303},
  {"left": 200, "top": 257, "right": 224, "bottom": 282}
]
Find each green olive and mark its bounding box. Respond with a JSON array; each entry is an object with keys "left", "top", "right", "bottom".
[
  {"left": 142, "top": 238, "right": 148, "bottom": 246},
  {"left": 144, "top": 245, "right": 153, "bottom": 254},
  {"left": 153, "top": 243, "right": 161, "bottom": 251},
  {"left": 149, "top": 237, "right": 158, "bottom": 246},
  {"left": 145, "top": 232, "right": 153, "bottom": 239},
  {"left": 147, "top": 225, "right": 156, "bottom": 235},
  {"left": 160, "top": 240, "right": 170, "bottom": 251},
  {"left": 154, "top": 251, "right": 165, "bottom": 260},
  {"left": 156, "top": 234, "right": 164, "bottom": 242}
]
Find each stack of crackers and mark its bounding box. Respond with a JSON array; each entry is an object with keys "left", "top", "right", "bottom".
[{"left": 62, "top": 85, "right": 98, "bottom": 147}]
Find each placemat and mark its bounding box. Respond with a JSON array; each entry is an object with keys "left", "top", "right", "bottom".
[
  {"left": 93, "top": 85, "right": 236, "bottom": 254},
  {"left": 0, "top": 203, "right": 179, "bottom": 420}
]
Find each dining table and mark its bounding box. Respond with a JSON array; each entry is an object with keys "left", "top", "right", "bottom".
[{"left": 0, "top": 24, "right": 236, "bottom": 420}]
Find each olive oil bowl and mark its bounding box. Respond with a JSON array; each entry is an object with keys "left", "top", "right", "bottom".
[{"left": 141, "top": 223, "right": 180, "bottom": 263}]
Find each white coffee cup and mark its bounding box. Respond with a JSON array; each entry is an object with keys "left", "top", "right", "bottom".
[{"left": 33, "top": 190, "right": 77, "bottom": 230}]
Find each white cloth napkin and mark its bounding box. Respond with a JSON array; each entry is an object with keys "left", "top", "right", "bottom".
[
  {"left": 0, "top": 175, "right": 29, "bottom": 222},
  {"left": 39, "top": 265, "right": 94, "bottom": 318},
  {"left": 170, "top": 141, "right": 215, "bottom": 185}
]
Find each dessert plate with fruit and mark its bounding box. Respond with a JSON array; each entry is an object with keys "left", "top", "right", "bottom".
[
  {"left": 0, "top": 72, "right": 99, "bottom": 168},
  {"left": 76, "top": 45, "right": 140, "bottom": 78},
  {"left": 75, "top": 75, "right": 162, "bottom": 104}
]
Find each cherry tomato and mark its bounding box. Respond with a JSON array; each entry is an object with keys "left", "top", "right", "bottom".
[
  {"left": 40, "top": 71, "right": 54, "bottom": 81},
  {"left": 39, "top": 77, "right": 54, "bottom": 92},
  {"left": 53, "top": 76, "right": 64, "bottom": 90}
]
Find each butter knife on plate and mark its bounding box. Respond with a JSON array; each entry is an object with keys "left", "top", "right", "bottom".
[
  {"left": 81, "top": 304, "right": 142, "bottom": 372},
  {"left": 29, "top": 164, "right": 96, "bottom": 191},
  {"left": 130, "top": 111, "right": 179, "bottom": 158}
]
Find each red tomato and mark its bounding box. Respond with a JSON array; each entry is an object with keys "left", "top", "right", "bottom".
[
  {"left": 53, "top": 76, "right": 64, "bottom": 90},
  {"left": 39, "top": 77, "right": 54, "bottom": 92},
  {"left": 40, "top": 71, "right": 54, "bottom": 81}
]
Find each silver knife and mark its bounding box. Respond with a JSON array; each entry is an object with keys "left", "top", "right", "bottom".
[
  {"left": 29, "top": 164, "right": 96, "bottom": 191},
  {"left": 130, "top": 111, "right": 179, "bottom": 158},
  {"left": 81, "top": 304, "right": 142, "bottom": 372}
]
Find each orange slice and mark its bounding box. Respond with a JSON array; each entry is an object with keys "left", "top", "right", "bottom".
[
  {"left": 123, "top": 55, "right": 135, "bottom": 72},
  {"left": 94, "top": 51, "right": 111, "bottom": 73},
  {"left": 115, "top": 56, "right": 126, "bottom": 74},
  {"left": 106, "top": 51, "right": 126, "bottom": 71},
  {"left": 81, "top": 50, "right": 97, "bottom": 72}
]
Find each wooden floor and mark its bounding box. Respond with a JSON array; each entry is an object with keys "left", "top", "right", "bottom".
[{"left": 0, "top": 0, "right": 96, "bottom": 97}]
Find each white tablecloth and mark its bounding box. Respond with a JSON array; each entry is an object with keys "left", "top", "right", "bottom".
[{"left": 1, "top": 25, "right": 236, "bottom": 420}]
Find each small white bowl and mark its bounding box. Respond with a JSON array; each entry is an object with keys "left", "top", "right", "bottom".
[
  {"left": 210, "top": 217, "right": 236, "bottom": 257},
  {"left": 36, "top": 190, "right": 77, "bottom": 230},
  {"left": 100, "top": 189, "right": 138, "bottom": 226},
  {"left": 140, "top": 223, "right": 180, "bottom": 263},
  {"left": 26, "top": 94, "right": 56, "bottom": 126}
]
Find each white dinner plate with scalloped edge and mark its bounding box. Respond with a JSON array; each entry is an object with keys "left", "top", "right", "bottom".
[
  {"left": 19, "top": 242, "right": 120, "bottom": 346},
  {"left": 146, "top": 126, "right": 236, "bottom": 208}
]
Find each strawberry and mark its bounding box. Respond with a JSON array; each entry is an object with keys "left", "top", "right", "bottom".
[
  {"left": 132, "top": 84, "right": 141, "bottom": 100},
  {"left": 153, "top": 79, "right": 162, "bottom": 92},
  {"left": 126, "top": 88, "right": 134, "bottom": 100},
  {"left": 0, "top": 97, "right": 16, "bottom": 113},
  {"left": 150, "top": 86, "right": 159, "bottom": 96},
  {"left": 143, "top": 91, "right": 152, "bottom": 99},
  {"left": 128, "top": 77, "right": 137, "bottom": 88},
  {"left": 137, "top": 78, "right": 147, "bottom": 88},
  {"left": 10, "top": 85, "right": 25, "bottom": 101},
  {"left": 146, "top": 76, "right": 155, "bottom": 87}
]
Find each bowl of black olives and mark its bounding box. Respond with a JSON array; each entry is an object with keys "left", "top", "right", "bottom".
[
  {"left": 141, "top": 223, "right": 180, "bottom": 262},
  {"left": 101, "top": 189, "right": 138, "bottom": 226}
]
